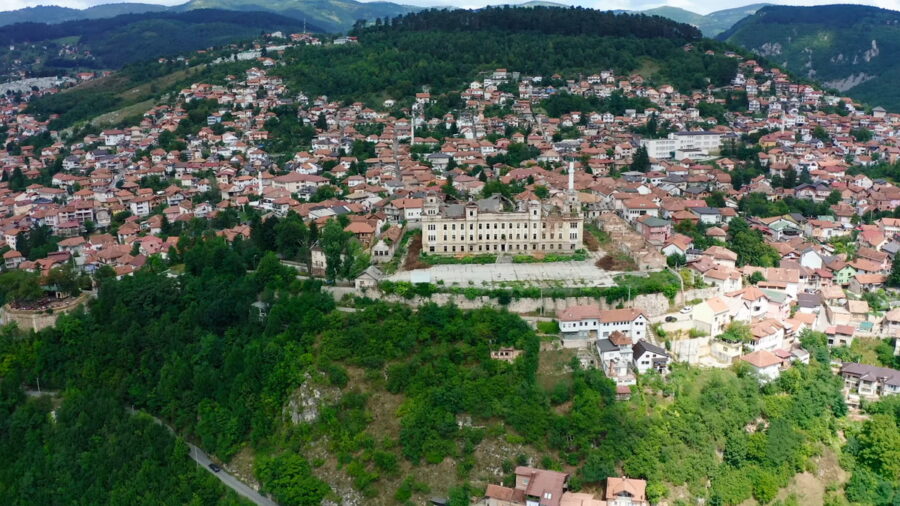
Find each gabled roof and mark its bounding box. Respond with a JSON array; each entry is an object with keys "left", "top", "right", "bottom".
[
  {"left": 740, "top": 350, "right": 782, "bottom": 368},
  {"left": 605, "top": 477, "right": 647, "bottom": 502},
  {"left": 633, "top": 339, "right": 668, "bottom": 359},
  {"left": 840, "top": 362, "right": 900, "bottom": 386}
]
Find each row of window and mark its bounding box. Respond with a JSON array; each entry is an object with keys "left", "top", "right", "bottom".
[
  {"left": 564, "top": 320, "right": 645, "bottom": 327},
  {"left": 427, "top": 221, "right": 575, "bottom": 231},
  {"left": 428, "top": 243, "right": 579, "bottom": 253},
  {"left": 430, "top": 232, "right": 579, "bottom": 242}
]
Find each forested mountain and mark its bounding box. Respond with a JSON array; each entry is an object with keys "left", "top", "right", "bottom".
[
  {"left": 721, "top": 5, "right": 900, "bottom": 110},
  {"left": 0, "top": 1, "right": 772, "bottom": 36},
  {"left": 379, "top": 7, "right": 702, "bottom": 39},
  {"left": 1, "top": 233, "right": 886, "bottom": 504},
  {"left": 0, "top": 10, "right": 311, "bottom": 69},
  {"left": 272, "top": 7, "right": 739, "bottom": 104},
  {"left": 0, "top": 388, "right": 243, "bottom": 504},
  {"left": 0, "top": 0, "right": 409, "bottom": 34},
  {"left": 0, "top": 3, "right": 169, "bottom": 27},
  {"left": 642, "top": 4, "right": 769, "bottom": 36},
  {"left": 173, "top": 0, "right": 420, "bottom": 33}
]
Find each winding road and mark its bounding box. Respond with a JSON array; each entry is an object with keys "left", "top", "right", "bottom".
[
  {"left": 182, "top": 439, "right": 278, "bottom": 506},
  {"left": 24, "top": 390, "right": 277, "bottom": 506}
]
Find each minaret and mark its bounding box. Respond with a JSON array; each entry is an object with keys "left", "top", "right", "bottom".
[
  {"left": 258, "top": 170, "right": 263, "bottom": 195},
  {"left": 566, "top": 160, "right": 579, "bottom": 216}
]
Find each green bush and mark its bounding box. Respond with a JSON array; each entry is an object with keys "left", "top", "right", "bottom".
[
  {"left": 420, "top": 254, "right": 496, "bottom": 265},
  {"left": 512, "top": 251, "right": 589, "bottom": 263},
  {"left": 688, "top": 328, "right": 708, "bottom": 338},
  {"left": 536, "top": 320, "right": 560, "bottom": 334}
]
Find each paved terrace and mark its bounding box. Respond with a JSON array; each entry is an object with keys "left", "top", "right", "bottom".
[{"left": 387, "top": 260, "right": 637, "bottom": 287}]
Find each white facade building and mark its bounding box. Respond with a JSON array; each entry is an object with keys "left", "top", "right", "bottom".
[
  {"left": 640, "top": 131, "right": 723, "bottom": 159},
  {"left": 556, "top": 306, "right": 649, "bottom": 341},
  {"left": 421, "top": 165, "right": 583, "bottom": 255}
]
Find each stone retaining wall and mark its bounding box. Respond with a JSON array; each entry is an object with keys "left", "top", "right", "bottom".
[
  {"left": 327, "top": 286, "right": 718, "bottom": 318},
  {"left": 1, "top": 293, "right": 91, "bottom": 332}
]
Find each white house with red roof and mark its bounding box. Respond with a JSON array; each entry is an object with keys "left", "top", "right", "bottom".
[{"left": 557, "top": 305, "right": 649, "bottom": 342}]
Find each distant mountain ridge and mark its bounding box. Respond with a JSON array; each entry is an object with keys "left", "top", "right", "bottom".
[
  {"left": 641, "top": 4, "right": 770, "bottom": 36},
  {"left": 720, "top": 4, "right": 900, "bottom": 109},
  {"left": 0, "top": 3, "right": 169, "bottom": 27},
  {"left": 0, "top": 1, "right": 766, "bottom": 35},
  {"left": 175, "top": 0, "right": 421, "bottom": 32},
  {"left": 0, "top": 0, "right": 420, "bottom": 33},
  {"left": 0, "top": 9, "right": 312, "bottom": 68}
]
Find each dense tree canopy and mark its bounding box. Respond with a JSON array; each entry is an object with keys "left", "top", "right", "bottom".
[
  {"left": 0, "top": 386, "right": 242, "bottom": 505},
  {"left": 0, "top": 233, "right": 858, "bottom": 504},
  {"left": 275, "top": 9, "right": 741, "bottom": 106}
]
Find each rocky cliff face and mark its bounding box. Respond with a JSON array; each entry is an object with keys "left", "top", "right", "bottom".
[{"left": 721, "top": 5, "right": 900, "bottom": 109}]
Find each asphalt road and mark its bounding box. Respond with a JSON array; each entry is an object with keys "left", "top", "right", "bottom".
[
  {"left": 185, "top": 441, "right": 278, "bottom": 506},
  {"left": 123, "top": 407, "right": 278, "bottom": 506},
  {"left": 24, "top": 390, "right": 277, "bottom": 505}
]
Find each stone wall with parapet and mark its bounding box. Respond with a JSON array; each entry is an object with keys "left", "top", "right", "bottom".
[
  {"left": 325, "top": 286, "right": 718, "bottom": 318},
  {"left": 1, "top": 293, "right": 91, "bottom": 332}
]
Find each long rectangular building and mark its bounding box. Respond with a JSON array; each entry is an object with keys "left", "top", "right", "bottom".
[{"left": 421, "top": 191, "right": 583, "bottom": 255}]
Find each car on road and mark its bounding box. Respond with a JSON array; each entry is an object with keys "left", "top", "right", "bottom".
[
  {"left": 679, "top": 306, "right": 693, "bottom": 314},
  {"left": 208, "top": 463, "right": 222, "bottom": 473},
  {"left": 665, "top": 316, "right": 677, "bottom": 322}
]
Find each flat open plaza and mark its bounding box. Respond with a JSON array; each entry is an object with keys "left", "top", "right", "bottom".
[{"left": 386, "top": 260, "right": 630, "bottom": 287}]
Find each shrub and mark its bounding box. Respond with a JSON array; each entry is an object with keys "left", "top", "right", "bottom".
[
  {"left": 536, "top": 320, "right": 560, "bottom": 334},
  {"left": 688, "top": 328, "right": 708, "bottom": 338}
]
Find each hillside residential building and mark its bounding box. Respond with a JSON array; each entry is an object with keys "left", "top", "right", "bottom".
[
  {"left": 598, "top": 331, "right": 636, "bottom": 386},
  {"left": 484, "top": 467, "right": 612, "bottom": 506},
  {"left": 693, "top": 296, "right": 733, "bottom": 337},
  {"left": 421, "top": 166, "right": 583, "bottom": 255},
  {"left": 606, "top": 477, "right": 649, "bottom": 506},
  {"left": 557, "top": 306, "right": 649, "bottom": 342},
  {"left": 740, "top": 350, "right": 784, "bottom": 383},
  {"left": 840, "top": 362, "right": 900, "bottom": 404},
  {"left": 632, "top": 339, "right": 670, "bottom": 374},
  {"left": 484, "top": 466, "right": 568, "bottom": 506}
]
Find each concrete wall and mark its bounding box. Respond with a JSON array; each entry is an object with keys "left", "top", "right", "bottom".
[{"left": 670, "top": 337, "right": 711, "bottom": 365}]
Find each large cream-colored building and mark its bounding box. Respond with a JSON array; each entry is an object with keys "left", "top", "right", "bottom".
[{"left": 421, "top": 169, "right": 583, "bottom": 255}]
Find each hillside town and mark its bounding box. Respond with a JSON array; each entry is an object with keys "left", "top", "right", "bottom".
[{"left": 1, "top": 31, "right": 899, "bottom": 503}]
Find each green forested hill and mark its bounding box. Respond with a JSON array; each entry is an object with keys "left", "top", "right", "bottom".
[
  {"left": 0, "top": 388, "right": 244, "bottom": 505},
  {"left": 721, "top": 5, "right": 900, "bottom": 110},
  {"left": 24, "top": 6, "right": 741, "bottom": 145},
  {"left": 273, "top": 7, "right": 738, "bottom": 104},
  {"left": 0, "top": 227, "right": 891, "bottom": 505},
  {"left": 174, "top": 0, "right": 420, "bottom": 33},
  {"left": 0, "top": 3, "right": 169, "bottom": 27},
  {"left": 0, "top": 10, "right": 310, "bottom": 69}
]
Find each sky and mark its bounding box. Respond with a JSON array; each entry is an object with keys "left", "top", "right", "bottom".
[{"left": 1, "top": 0, "right": 899, "bottom": 16}]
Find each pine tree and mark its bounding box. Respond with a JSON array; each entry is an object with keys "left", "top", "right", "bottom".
[
  {"left": 630, "top": 146, "right": 650, "bottom": 173},
  {"left": 889, "top": 254, "right": 900, "bottom": 288}
]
